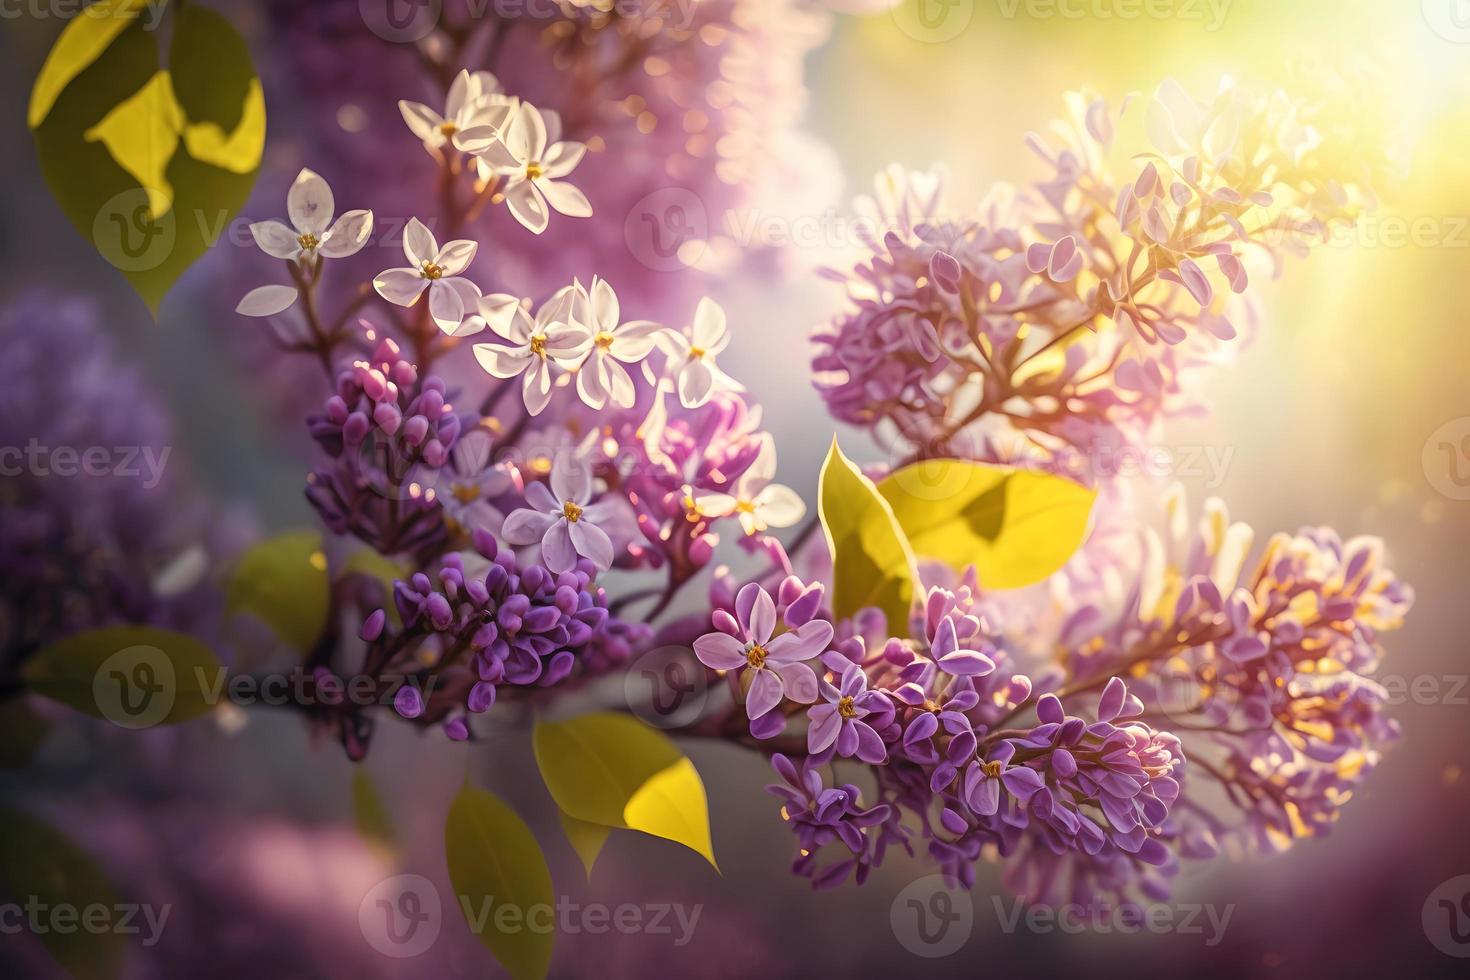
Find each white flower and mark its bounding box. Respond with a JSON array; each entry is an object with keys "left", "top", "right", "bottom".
[
  {"left": 693, "top": 435, "right": 805, "bottom": 536},
  {"left": 440, "top": 429, "right": 513, "bottom": 536},
  {"left": 658, "top": 297, "right": 744, "bottom": 409},
  {"left": 471, "top": 286, "right": 592, "bottom": 416},
  {"left": 461, "top": 102, "right": 590, "bottom": 235},
  {"left": 372, "top": 217, "right": 483, "bottom": 335},
  {"left": 399, "top": 69, "right": 516, "bottom": 155},
  {"left": 237, "top": 169, "right": 372, "bottom": 316},
  {"left": 565, "top": 277, "right": 664, "bottom": 410}
]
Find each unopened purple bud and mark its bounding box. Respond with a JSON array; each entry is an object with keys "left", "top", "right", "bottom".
[
  {"left": 402, "top": 414, "right": 429, "bottom": 446},
  {"left": 689, "top": 534, "right": 715, "bottom": 567},
  {"left": 471, "top": 528, "right": 498, "bottom": 559},
  {"left": 343, "top": 412, "right": 372, "bottom": 447},
  {"left": 468, "top": 681, "right": 496, "bottom": 713},
  {"left": 784, "top": 584, "right": 824, "bottom": 628},
  {"left": 422, "top": 438, "right": 447, "bottom": 467},
  {"left": 777, "top": 575, "right": 805, "bottom": 607},
  {"left": 929, "top": 250, "right": 962, "bottom": 292},
  {"left": 362, "top": 368, "right": 388, "bottom": 401},
  {"left": 711, "top": 609, "right": 740, "bottom": 637},
  {"left": 471, "top": 622, "right": 499, "bottom": 650},
  {"left": 465, "top": 578, "right": 490, "bottom": 605},
  {"left": 373, "top": 402, "right": 402, "bottom": 436},
  {"left": 394, "top": 685, "right": 424, "bottom": 719},
  {"left": 445, "top": 718, "right": 470, "bottom": 741},
  {"left": 425, "top": 593, "right": 454, "bottom": 630},
  {"left": 325, "top": 395, "right": 349, "bottom": 424},
  {"left": 360, "top": 609, "right": 386, "bottom": 642}
]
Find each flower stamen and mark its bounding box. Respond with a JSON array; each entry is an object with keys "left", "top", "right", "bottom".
[{"left": 562, "top": 500, "right": 583, "bottom": 523}]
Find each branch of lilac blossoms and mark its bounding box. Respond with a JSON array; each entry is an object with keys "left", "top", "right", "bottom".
[{"left": 822, "top": 71, "right": 1399, "bottom": 480}]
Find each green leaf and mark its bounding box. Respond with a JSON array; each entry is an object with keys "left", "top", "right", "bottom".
[
  {"left": 817, "top": 438, "right": 920, "bottom": 630},
  {"left": 444, "top": 786, "right": 555, "bottom": 980},
  {"left": 878, "top": 460, "right": 1096, "bottom": 589},
  {"left": 338, "top": 549, "right": 410, "bottom": 626},
  {"left": 533, "top": 713, "right": 717, "bottom": 870},
  {"left": 226, "top": 531, "right": 330, "bottom": 653},
  {"left": 0, "top": 810, "right": 125, "bottom": 979},
  {"left": 352, "top": 770, "right": 396, "bottom": 854},
  {"left": 21, "top": 625, "right": 221, "bottom": 728},
  {"left": 30, "top": 0, "right": 264, "bottom": 313},
  {"left": 556, "top": 810, "right": 610, "bottom": 880},
  {"left": 0, "top": 699, "right": 50, "bottom": 769}
]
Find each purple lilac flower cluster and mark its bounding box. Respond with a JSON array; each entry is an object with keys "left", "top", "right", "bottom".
[
  {"left": 694, "top": 578, "right": 1185, "bottom": 894},
  {"left": 813, "top": 73, "right": 1393, "bottom": 480},
  {"left": 305, "top": 334, "right": 464, "bottom": 561},
  {"left": 690, "top": 481, "right": 1411, "bottom": 903},
  {"left": 347, "top": 528, "right": 649, "bottom": 745}
]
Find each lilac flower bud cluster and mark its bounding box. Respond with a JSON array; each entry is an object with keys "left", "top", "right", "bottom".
[
  {"left": 360, "top": 529, "right": 650, "bottom": 741},
  {"left": 305, "top": 336, "right": 462, "bottom": 561}
]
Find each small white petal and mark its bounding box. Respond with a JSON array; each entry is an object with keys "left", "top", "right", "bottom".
[
  {"left": 428, "top": 281, "right": 466, "bottom": 334},
  {"left": 403, "top": 217, "right": 437, "bottom": 267},
  {"left": 434, "top": 239, "right": 478, "bottom": 276},
  {"left": 373, "top": 268, "right": 427, "bottom": 307},
  {"left": 691, "top": 297, "right": 727, "bottom": 350},
  {"left": 757, "top": 483, "right": 807, "bottom": 528},
  {"left": 319, "top": 209, "right": 373, "bottom": 258},
  {"left": 505, "top": 181, "right": 549, "bottom": 234},
  {"left": 288, "top": 168, "right": 334, "bottom": 236},
  {"left": 538, "top": 178, "right": 592, "bottom": 218},
  {"left": 678, "top": 359, "right": 714, "bottom": 408},
  {"left": 541, "top": 141, "right": 585, "bottom": 178},
  {"left": 236, "top": 284, "right": 299, "bottom": 317},
  {"left": 399, "top": 100, "right": 446, "bottom": 145},
  {"left": 473, "top": 343, "right": 533, "bottom": 379},
  {"left": 249, "top": 220, "right": 300, "bottom": 259}
]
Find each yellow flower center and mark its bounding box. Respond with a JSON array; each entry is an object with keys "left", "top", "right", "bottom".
[
  {"left": 735, "top": 499, "right": 757, "bottom": 514},
  {"left": 689, "top": 345, "right": 707, "bottom": 359},
  {"left": 923, "top": 699, "right": 941, "bottom": 713},
  {"left": 296, "top": 232, "right": 320, "bottom": 251},
  {"left": 562, "top": 500, "right": 583, "bottom": 523},
  {"left": 838, "top": 695, "right": 858, "bottom": 719},
  {"left": 980, "top": 759, "right": 1004, "bottom": 779},
  {"left": 594, "top": 331, "right": 616, "bottom": 349},
  {"left": 745, "top": 643, "right": 767, "bottom": 669},
  {"left": 421, "top": 261, "right": 444, "bottom": 280},
  {"left": 439, "top": 121, "right": 458, "bottom": 137},
  {"left": 529, "top": 334, "right": 548, "bottom": 358},
  {"left": 525, "top": 161, "right": 545, "bottom": 180},
  {"left": 452, "top": 483, "right": 480, "bottom": 504}
]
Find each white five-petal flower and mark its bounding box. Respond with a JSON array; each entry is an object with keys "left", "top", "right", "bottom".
[
  {"left": 694, "top": 435, "right": 806, "bottom": 535},
  {"left": 461, "top": 102, "right": 590, "bottom": 235},
  {"left": 399, "top": 69, "right": 516, "bottom": 155},
  {"left": 237, "top": 169, "right": 373, "bottom": 317},
  {"left": 566, "top": 277, "right": 664, "bottom": 410},
  {"left": 373, "top": 218, "right": 483, "bottom": 335},
  {"left": 658, "top": 297, "right": 744, "bottom": 409},
  {"left": 471, "top": 287, "right": 592, "bottom": 416}
]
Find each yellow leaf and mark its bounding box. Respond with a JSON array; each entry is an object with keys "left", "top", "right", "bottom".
[
  {"left": 818, "top": 437, "right": 920, "bottom": 630},
  {"left": 225, "top": 531, "right": 330, "bottom": 653},
  {"left": 182, "top": 78, "right": 265, "bottom": 173},
  {"left": 27, "top": 0, "right": 153, "bottom": 129},
  {"left": 533, "top": 713, "right": 717, "bottom": 869},
  {"left": 557, "top": 810, "right": 610, "bottom": 879},
  {"left": 83, "top": 70, "right": 183, "bottom": 218},
  {"left": 444, "top": 786, "right": 555, "bottom": 980},
  {"left": 879, "top": 460, "right": 1096, "bottom": 589},
  {"left": 352, "top": 770, "right": 396, "bottom": 855}
]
